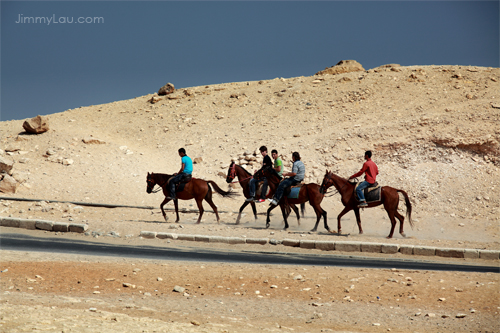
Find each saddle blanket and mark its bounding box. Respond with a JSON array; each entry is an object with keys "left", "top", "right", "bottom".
[
  {"left": 287, "top": 187, "right": 301, "bottom": 199},
  {"left": 355, "top": 183, "right": 381, "bottom": 203}
]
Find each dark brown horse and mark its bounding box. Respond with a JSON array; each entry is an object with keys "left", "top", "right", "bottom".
[
  {"left": 226, "top": 162, "right": 304, "bottom": 224},
  {"left": 257, "top": 167, "right": 331, "bottom": 232},
  {"left": 319, "top": 170, "right": 413, "bottom": 238},
  {"left": 147, "top": 172, "right": 237, "bottom": 224}
]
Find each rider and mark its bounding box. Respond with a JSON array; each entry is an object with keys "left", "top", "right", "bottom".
[
  {"left": 269, "top": 151, "right": 305, "bottom": 206},
  {"left": 271, "top": 149, "right": 283, "bottom": 177},
  {"left": 348, "top": 150, "right": 378, "bottom": 207},
  {"left": 168, "top": 148, "right": 193, "bottom": 200},
  {"left": 246, "top": 146, "right": 273, "bottom": 203}
]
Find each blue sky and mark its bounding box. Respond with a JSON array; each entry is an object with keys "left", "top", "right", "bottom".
[{"left": 1, "top": 1, "right": 498, "bottom": 121}]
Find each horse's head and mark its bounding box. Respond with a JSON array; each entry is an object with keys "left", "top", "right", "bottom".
[
  {"left": 226, "top": 161, "right": 236, "bottom": 183},
  {"left": 319, "top": 170, "right": 333, "bottom": 194},
  {"left": 146, "top": 172, "right": 156, "bottom": 194}
]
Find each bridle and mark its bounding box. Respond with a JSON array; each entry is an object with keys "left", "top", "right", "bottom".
[
  {"left": 147, "top": 174, "right": 168, "bottom": 193},
  {"left": 228, "top": 163, "right": 252, "bottom": 184},
  {"left": 320, "top": 172, "right": 350, "bottom": 197}
]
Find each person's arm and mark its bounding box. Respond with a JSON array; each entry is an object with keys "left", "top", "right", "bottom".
[
  {"left": 349, "top": 163, "right": 367, "bottom": 179},
  {"left": 178, "top": 161, "right": 185, "bottom": 174},
  {"left": 274, "top": 160, "right": 282, "bottom": 173}
]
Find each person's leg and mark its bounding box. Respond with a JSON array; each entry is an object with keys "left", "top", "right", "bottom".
[
  {"left": 273, "top": 178, "right": 292, "bottom": 204},
  {"left": 169, "top": 173, "right": 182, "bottom": 199},
  {"left": 259, "top": 178, "right": 268, "bottom": 201},
  {"left": 356, "top": 181, "right": 370, "bottom": 204},
  {"left": 246, "top": 178, "right": 257, "bottom": 201}
]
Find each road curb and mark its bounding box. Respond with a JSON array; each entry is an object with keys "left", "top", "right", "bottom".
[
  {"left": 143, "top": 231, "right": 500, "bottom": 261},
  {"left": 1, "top": 217, "right": 498, "bottom": 261},
  {"left": 1, "top": 217, "right": 87, "bottom": 234}
]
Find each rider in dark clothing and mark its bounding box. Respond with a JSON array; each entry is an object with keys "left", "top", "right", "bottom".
[{"left": 247, "top": 146, "right": 272, "bottom": 203}]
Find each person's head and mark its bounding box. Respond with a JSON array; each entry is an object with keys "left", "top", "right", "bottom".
[
  {"left": 364, "top": 150, "right": 372, "bottom": 160},
  {"left": 292, "top": 152, "right": 300, "bottom": 161},
  {"left": 271, "top": 149, "right": 278, "bottom": 159},
  {"left": 259, "top": 146, "right": 268, "bottom": 156},
  {"left": 178, "top": 148, "right": 186, "bottom": 156}
]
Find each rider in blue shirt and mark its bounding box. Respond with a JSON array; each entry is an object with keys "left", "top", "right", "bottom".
[{"left": 168, "top": 148, "right": 193, "bottom": 200}]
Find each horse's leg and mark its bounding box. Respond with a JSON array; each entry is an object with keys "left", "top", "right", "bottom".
[
  {"left": 235, "top": 201, "right": 250, "bottom": 225},
  {"left": 290, "top": 204, "right": 301, "bottom": 226},
  {"left": 300, "top": 203, "right": 306, "bottom": 218},
  {"left": 160, "top": 197, "right": 170, "bottom": 222},
  {"left": 353, "top": 208, "right": 363, "bottom": 234},
  {"left": 395, "top": 210, "right": 406, "bottom": 237},
  {"left": 337, "top": 206, "right": 352, "bottom": 235},
  {"left": 280, "top": 204, "right": 289, "bottom": 230},
  {"left": 205, "top": 195, "right": 220, "bottom": 223},
  {"left": 322, "top": 209, "right": 329, "bottom": 232},
  {"left": 310, "top": 206, "right": 321, "bottom": 232},
  {"left": 386, "top": 210, "right": 397, "bottom": 238},
  {"left": 195, "top": 198, "right": 204, "bottom": 224},
  {"left": 173, "top": 199, "right": 180, "bottom": 223},
  {"left": 266, "top": 204, "right": 278, "bottom": 229},
  {"left": 251, "top": 202, "right": 258, "bottom": 220}
]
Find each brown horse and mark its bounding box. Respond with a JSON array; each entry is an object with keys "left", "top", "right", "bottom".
[
  {"left": 319, "top": 170, "right": 413, "bottom": 238},
  {"left": 146, "top": 172, "right": 237, "bottom": 224},
  {"left": 257, "top": 167, "right": 331, "bottom": 232},
  {"left": 226, "top": 162, "right": 304, "bottom": 224}
]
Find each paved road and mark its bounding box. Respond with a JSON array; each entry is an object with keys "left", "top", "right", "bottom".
[{"left": 1, "top": 232, "right": 498, "bottom": 273}]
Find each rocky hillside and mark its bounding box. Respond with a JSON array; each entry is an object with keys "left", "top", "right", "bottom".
[{"left": 1, "top": 62, "right": 499, "bottom": 227}]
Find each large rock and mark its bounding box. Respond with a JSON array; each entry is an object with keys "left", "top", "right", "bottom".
[
  {"left": 315, "top": 60, "right": 365, "bottom": 76},
  {"left": 158, "top": 83, "right": 175, "bottom": 96},
  {"left": 0, "top": 174, "right": 18, "bottom": 193},
  {"left": 22, "top": 115, "right": 49, "bottom": 134},
  {"left": 0, "top": 156, "right": 14, "bottom": 174}
]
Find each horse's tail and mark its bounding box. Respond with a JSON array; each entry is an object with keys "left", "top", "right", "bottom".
[
  {"left": 206, "top": 180, "right": 238, "bottom": 198},
  {"left": 397, "top": 189, "right": 413, "bottom": 229}
]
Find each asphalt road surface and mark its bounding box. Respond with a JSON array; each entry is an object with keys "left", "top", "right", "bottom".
[{"left": 1, "top": 232, "right": 498, "bottom": 273}]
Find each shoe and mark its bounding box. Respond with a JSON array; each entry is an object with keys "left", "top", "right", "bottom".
[
  {"left": 245, "top": 197, "right": 255, "bottom": 202},
  {"left": 270, "top": 199, "right": 278, "bottom": 206},
  {"left": 358, "top": 202, "right": 368, "bottom": 207},
  {"left": 255, "top": 198, "right": 265, "bottom": 203}
]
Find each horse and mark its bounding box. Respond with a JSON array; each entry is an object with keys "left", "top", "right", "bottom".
[
  {"left": 319, "top": 170, "right": 413, "bottom": 238},
  {"left": 146, "top": 172, "right": 237, "bottom": 224},
  {"left": 226, "top": 162, "right": 304, "bottom": 224},
  {"left": 257, "top": 167, "right": 331, "bottom": 232}
]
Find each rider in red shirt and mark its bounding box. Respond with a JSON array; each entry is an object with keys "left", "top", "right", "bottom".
[{"left": 349, "top": 150, "right": 378, "bottom": 207}]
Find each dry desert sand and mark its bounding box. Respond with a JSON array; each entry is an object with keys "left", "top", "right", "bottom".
[{"left": 1, "top": 62, "right": 499, "bottom": 332}]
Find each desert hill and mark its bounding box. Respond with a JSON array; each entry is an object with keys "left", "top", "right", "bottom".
[{"left": 0, "top": 62, "right": 499, "bottom": 248}]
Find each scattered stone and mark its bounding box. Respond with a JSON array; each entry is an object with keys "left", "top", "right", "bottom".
[
  {"left": 23, "top": 115, "right": 49, "bottom": 134},
  {"left": 158, "top": 83, "right": 175, "bottom": 96},
  {"left": 0, "top": 174, "right": 18, "bottom": 193},
  {"left": 456, "top": 313, "right": 467, "bottom": 318},
  {"left": 0, "top": 156, "right": 14, "bottom": 174},
  {"left": 173, "top": 285, "right": 185, "bottom": 293},
  {"left": 82, "top": 137, "right": 106, "bottom": 144}
]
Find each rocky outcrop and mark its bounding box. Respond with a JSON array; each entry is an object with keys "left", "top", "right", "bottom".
[
  {"left": 0, "top": 156, "right": 14, "bottom": 174},
  {"left": 315, "top": 60, "right": 365, "bottom": 76},
  {"left": 158, "top": 83, "right": 175, "bottom": 96},
  {"left": 22, "top": 115, "right": 49, "bottom": 134},
  {"left": 0, "top": 174, "right": 18, "bottom": 193}
]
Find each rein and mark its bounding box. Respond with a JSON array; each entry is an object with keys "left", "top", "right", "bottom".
[{"left": 149, "top": 175, "right": 170, "bottom": 193}]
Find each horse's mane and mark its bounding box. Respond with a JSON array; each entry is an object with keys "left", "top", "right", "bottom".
[{"left": 236, "top": 164, "right": 252, "bottom": 177}]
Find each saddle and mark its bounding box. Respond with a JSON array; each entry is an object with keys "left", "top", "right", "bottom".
[
  {"left": 354, "top": 182, "right": 381, "bottom": 203},
  {"left": 285, "top": 181, "right": 305, "bottom": 199},
  {"left": 168, "top": 174, "right": 193, "bottom": 193}
]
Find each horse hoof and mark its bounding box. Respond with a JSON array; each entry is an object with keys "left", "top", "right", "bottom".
[
  {"left": 386, "top": 236, "right": 393, "bottom": 239},
  {"left": 310, "top": 229, "right": 317, "bottom": 232},
  {"left": 283, "top": 227, "right": 288, "bottom": 231},
  {"left": 266, "top": 223, "right": 270, "bottom": 229},
  {"left": 329, "top": 230, "right": 337, "bottom": 234},
  {"left": 401, "top": 233, "right": 406, "bottom": 237}
]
